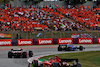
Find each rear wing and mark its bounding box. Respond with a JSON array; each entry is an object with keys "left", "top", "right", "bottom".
[{"left": 61, "top": 59, "right": 79, "bottom": 62}]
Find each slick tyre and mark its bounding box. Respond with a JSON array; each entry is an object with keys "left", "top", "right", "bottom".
[
  {"left": 79, "top": 46, "right": 83, "bottom": 51},
  {"left": 32, "top": 60, "right": 38, "bottom": 67},
  {"left": 58, "top": 47, "right": 62, "bottom": 51},
  {"left": 22, "top": 52, "right": 27, "bottom": 58},
  {"left": 8, "top": 52, "right": 12, "bottom": 58},
  {"left": 29, "top": 51, "right": 33, "bottom": 57}
]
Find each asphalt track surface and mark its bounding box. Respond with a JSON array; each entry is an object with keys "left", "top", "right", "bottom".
[{"left": 0, "top": 45, "right": 100, "bottom": 67}]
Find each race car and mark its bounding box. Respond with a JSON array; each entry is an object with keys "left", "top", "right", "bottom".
[
  {"left": 28, "top": 56, "right": 82, "bottom": 67},
  {"left": 58, "top": 44, "right": 85, "bottom": 51},
  {"left": 8, "top": 48, "right": 33, "bottom": 58}
]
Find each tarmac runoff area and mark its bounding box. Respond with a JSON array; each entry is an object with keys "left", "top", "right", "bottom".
[{"left": 0, "top": 44, "right": 100, "bottom": 67}]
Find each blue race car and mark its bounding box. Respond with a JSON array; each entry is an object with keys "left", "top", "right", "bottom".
[{"left": 58, "top": 44, "right": 85, "bottom": 51}]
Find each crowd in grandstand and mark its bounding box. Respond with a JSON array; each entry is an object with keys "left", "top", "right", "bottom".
[
  {"left": 0, "top": 6, "right": 49, "bottom": 32},
  {"left": 1, "top": 4, "right": 100, "bottom": 32},
  {"left": 56, "top": 5, "right": 100, "bottom": 30}
]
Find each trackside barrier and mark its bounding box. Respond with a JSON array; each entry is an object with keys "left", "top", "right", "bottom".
[
  {"left": 12, "top": 39, "right": 17, "bottom": 46},
  {"left": 1, "top": 38, "right": 100, "bottom": 46},
  {"left": 53, "top": 38, "right": 58, "bottom": 44},
  {"left": 0, "top": 39, "right": 12, "bottom": 46},
  {"left": 73, "top": 38, "right": 78, "bottom": 44},
  {"left": 34, "top": 39, "right": 38, "bottom": 45},
  {"left": 93, "top": 38, "right": 98, "bottom": 44},
  {"left": 78, "top": 38, "right": 93, "bottom": 44},
  {"left": 98, "top": 38, "right": 100, "bottom": 44},
  {"left": 38, "top": 38, "right": 53, "bottom": 45},
  {"left": 17, "top": 39, "right": 33, "bottom": 46},
  {"left": 58, "top": 38, "right": 73, "bottom": 44}
]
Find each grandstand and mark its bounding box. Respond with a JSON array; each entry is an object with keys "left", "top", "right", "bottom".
[{"left": 0, "top": 0, "right": 100, "bottom": 39}]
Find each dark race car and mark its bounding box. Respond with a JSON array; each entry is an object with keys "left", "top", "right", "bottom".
[
  {"left": 8, "top": 48, "right": 33, "bottom": 58},
  {"left": 58, "top": 44, "right": 85, "bottom": 51},
  {"left": 28, "top": 56, "right": 82, "bottom": 67}
]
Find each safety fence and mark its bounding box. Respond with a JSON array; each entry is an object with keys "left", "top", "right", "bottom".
[
  {"left": 1, "top": 31, "right": 100, "bottom": 39},
  {"left": 0, "top": 38, "right": 99, "bottom": 46}
]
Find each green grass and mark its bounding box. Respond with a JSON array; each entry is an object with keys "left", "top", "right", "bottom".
[{"left": 40, "top": 51, "right": 100, "bottom": 67}]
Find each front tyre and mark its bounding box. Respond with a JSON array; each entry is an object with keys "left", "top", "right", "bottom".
[
  {"left": 29, "top": 51, "right": 33, "bottom": 57},
  {"left": 32, "top": 60, "right": 38, "bottom": 67},
  {"left": 8, "top": 52, "right": 12, "bottom": 58}
]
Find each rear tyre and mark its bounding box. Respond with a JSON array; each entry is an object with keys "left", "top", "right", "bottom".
[
  {"left": 32, "top": 60, "right": 38, "bottom": 67},
  {"left": 58, "top": 47, "right": 62, "bottom": 51},
  {"left": 8, "top": 52, "right": 12, "bottom": 58},
  {"left": 22, "top": 52, "right": 27, "bottom": 58},
  {"left": 29, "top": 51, "right": 33, "bottom": 57},
  {"left": 79, "top": 46, "right": 83, "bottom": 51}
]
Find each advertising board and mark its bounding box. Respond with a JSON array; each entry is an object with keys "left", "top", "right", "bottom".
[
  {"left": 78, "top": 38, "right": 93, "bottom": 44},
  {"left": 17, "top": 39, "right": 33, "bottom": 46},
  {"left": 0, "top": 39, "right": 12, "bottom": 46},
  {"left": 38, "top": 38, "right": 53, "bottom": 45},
  {"left": 58, "top": 38, "right": 73, "bottom": 44}
]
